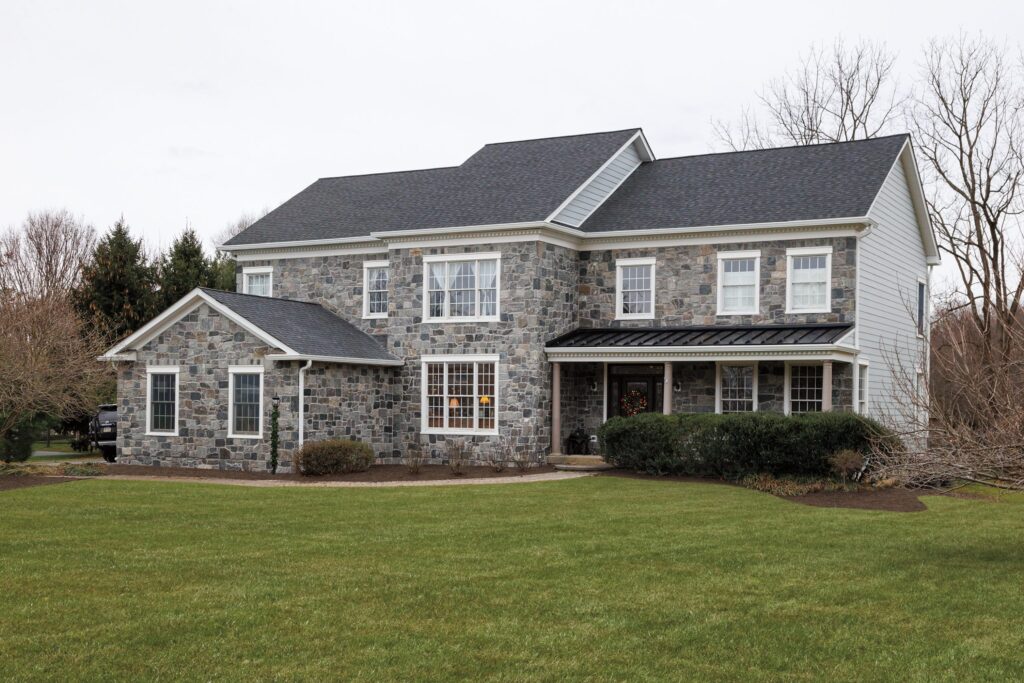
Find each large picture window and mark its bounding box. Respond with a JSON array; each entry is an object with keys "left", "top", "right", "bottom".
[
  {"left": 717, "top": 364, "right": 757, "bottom": 413},
  {"left": 421, "top": 355, "right": 498, "bottom": 434},
  {"left": 146, "top": 366, "right": 179, "bottom": 435},
  {"left": 788, "top": 364, "right": 823, "bottom": 414},
  {"left": 229, "top": 366, "right": 264, "bottom": 438},
  {"left": 242, "top": 266, "right": 273, "bottom": 297},
  {"left": 363, "top": 260, "right": 389, "bottom": 319},
  {"left": 615, "top": 257, "right": 656, "bottom": 320},
  {"left": 423, "top": 254, "right": 500, "bottom": 322},
  {"left": 786, "top": 247, "right": 832, "bottom": 313},
  {"left": 717, "top": 251, "right": 760, "bottom": 315}
]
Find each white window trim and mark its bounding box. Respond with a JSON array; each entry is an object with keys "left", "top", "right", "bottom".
[
  {"left": 228, "top": 365, "right": 265, "bottom": 440},
  {"left": 420, "top": 353, "right": 499, "bottom": 436},
  {"left": 857, "top": 361, "right": 870, "bottom": 415},
  {"left": 785, "top": 246, "right": 833, "bottom": 314},
  {"left": 241, "top": 266, "right": 273, "bottom": 296},
  {"left": 715, "top": 361, "right": 759, "bottom": 414},
  {"left": 362, "top": 259, "right": 390, "bottom": 319},
  {"left": 716, "top": 250, "right": 761, "bottom": 316},
  {"left": 784, "top": 361, "right": 825, "bottom": 416},
  {"left": 421, "top": 252, "right": 502, "bottom": 323},
  {"left": 145, "top": 365, "right": 180, "bottom": 436},
  {"left": 615, "top": 256, "right": 656, "bottom": 321},
  {"left": 917, "top": 277, "right": 929, "bottom": 339}
]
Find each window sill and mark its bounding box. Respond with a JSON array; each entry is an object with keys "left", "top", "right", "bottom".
[
  {"left": 615, "top": 313, "right": 655, "bottom": 321},
  {"left": 363, "top": 313, "right": 388, "bottom": 320},
  {"left": 421, "top": 427, "right": 499, "bottom": 437},
  {"left": 785, "top": 307, "right": 831, "bottom": 314},
  {"left": 716, "top": 311, "right": 759, "bottom": 317},
  {"left": 227, "top": 433, "right": 262, "bottom": 440},
  {"left": 145, "top": 431, "right": 178, "bottom": 437},
  {"left": 423, "top": 316, "right": 500, "bottom": 324}
]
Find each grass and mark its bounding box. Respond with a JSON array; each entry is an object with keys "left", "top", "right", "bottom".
[
  {"left": 29, "top": 439, "right": 97, "bottom": 457},
  {"left": 1, "top": 477, "right": 1023, "bottom": 681}
]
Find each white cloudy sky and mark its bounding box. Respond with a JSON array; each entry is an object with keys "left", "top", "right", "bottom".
[{"left": 1, "top": 0, "right": 1020, "bottom": 259}]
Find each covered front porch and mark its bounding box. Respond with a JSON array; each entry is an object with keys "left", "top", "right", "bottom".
[{"left": 544, "top": 324, "right": 860, "bottom": 457}]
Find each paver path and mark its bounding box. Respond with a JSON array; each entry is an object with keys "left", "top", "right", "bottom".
[{"left": 90, "top": 471, "right": 593, "bottom": 488}]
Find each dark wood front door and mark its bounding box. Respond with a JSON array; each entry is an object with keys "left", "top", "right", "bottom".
[{"left": 607, "top": 364, "right": 664, "bottom": 418}]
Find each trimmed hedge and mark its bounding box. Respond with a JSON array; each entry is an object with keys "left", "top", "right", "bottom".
[
  {"left": 292, "top": 439, "right": 374, "bottom": 476},
  {"left": 598, "top": 412, "right": 899, "bottom": 477}
]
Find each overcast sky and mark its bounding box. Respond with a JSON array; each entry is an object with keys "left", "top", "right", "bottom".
[{"left": 2, "top": 0, "right": 1020, "bottom": 259}]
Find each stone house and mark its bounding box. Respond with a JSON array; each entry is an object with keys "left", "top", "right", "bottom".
[{"left": 101, "top": 129, "right": 938, "bottom": 470}]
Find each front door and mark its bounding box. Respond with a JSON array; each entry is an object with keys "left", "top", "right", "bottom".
[{"left": 607, "top": 364, "right": 664, "bottom": 418}]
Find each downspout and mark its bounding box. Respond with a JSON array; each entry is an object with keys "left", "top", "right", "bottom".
[{"left": 297, "top": 360, "right": 313, "bottom": 448}]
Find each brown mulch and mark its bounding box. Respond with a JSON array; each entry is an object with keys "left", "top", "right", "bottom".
[
  {"left": 0, "top": 475, "right": 77, "bottom": 493},
  {"left": 98, "top": 463, "right": 555, "bottom": 483}
]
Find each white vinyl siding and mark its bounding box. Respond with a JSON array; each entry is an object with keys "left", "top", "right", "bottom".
[
  {"left": 862, "top": 154, "right": 931, "bottom": 430},
  {"left": 553, "top": 142, "right": 642, "bottom": 227}
]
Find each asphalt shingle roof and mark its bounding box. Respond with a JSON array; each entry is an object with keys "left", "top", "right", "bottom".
[
  {"left": 201, "top": 289, "right": 399, "bottom": 363},
  {"left": 225, "top": 129, "right": 640, "bottom": 245},
  {"left": 578, "top": 135, "right": 908, "bottom": 232},
  {"left": 546, "top": 323, "right": 854, "bottom": 348}
]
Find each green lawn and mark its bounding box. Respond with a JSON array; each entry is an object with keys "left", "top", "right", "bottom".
[
  {"left": 30, "top": 440, "right": 97, "bottom": 456},
  {"left": 2, "top": 477, "right": 1023, "bottom": 681}
]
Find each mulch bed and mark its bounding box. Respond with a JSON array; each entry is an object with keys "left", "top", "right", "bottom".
[
  {"left": 0, "top": 476, "right": 77, "bottom": 493},
  {"left": 98, "top": 463, "right": 555, "bottom": 483}
]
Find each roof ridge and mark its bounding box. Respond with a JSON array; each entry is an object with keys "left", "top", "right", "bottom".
[
  {"left": 481, "top": 128, "right": 641, "bottom": 147},
  {"left": 200, "top": 288, "right": 326, "bottom": 307},
  {"left": 648, "top": 134, "right": 909, "bottom": 164},
  {"left": 316, "top": 165, "right": 458, "bottom": 182}
]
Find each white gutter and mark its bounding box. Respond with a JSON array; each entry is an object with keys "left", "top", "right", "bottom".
[
  {"left": 298, "top": 359, "right": 312, "bottom": 448},
  {"left": 266, "top": 353, "right": 404, "bottom": 367}
]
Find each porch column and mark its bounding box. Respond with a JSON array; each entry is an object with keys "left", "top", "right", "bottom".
[
  {"left": 822, "top": 360, "right": 833, "bottom": 412},
  {"left": 551, "top": 362, "right": 562, "bottom": 455},
  {"left": 663, "top": 362, "right": 673, "bottom": 415}
]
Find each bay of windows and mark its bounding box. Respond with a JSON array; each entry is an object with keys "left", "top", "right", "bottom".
[
  {"left": 422, "top": 356, "right": 498, "bottom": 434},
  {"left": 424, "top": 254, "right": 500, "bottom": 321}
]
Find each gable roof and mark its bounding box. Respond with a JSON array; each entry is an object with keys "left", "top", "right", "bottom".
[
  {"left": 578, "top": 135, "right": 909, "bottom": 232},
  {"left": 101, "top": 288, "right": 402, "bottom": 366},
  {"left": 224, "top": 129, "right": 641, "bottom": 245}
]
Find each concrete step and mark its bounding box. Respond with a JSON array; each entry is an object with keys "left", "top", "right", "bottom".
[{"left": 549, "top": 455, "right": 614, "bottom": 471}]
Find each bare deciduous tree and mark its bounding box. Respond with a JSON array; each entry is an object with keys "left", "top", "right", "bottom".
[
  {"left": 714, "top": 39, "right": 903, "bottom": 150},
  {"left": 213, "top": 209, "right": 269, "bottom": 248},
  {"left": 0, "top": 210, "right": 96, "bottom": 299}
]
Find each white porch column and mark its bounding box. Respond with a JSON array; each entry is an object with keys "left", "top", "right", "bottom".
[
  {"left": 551, "top": 362, "right": 562, "bottom": 455},
  {"left": 822, "top": 360, "right": 833, "bottom": 412},
  {"left": 663, "top": 362, "right": 673, "bottom": 415}
]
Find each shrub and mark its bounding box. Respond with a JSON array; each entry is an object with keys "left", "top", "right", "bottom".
[
  {"left": 292, "top": 439, "right": 374, "bottom": 476},
  {"left": 1, "top": 418, "right": 42, "bottom": 463},
  {"left": 598, "top": 411, "right": 898, "bottom": 478},
  {"left": 829, "top": 449, "right": 864, "bottom": 481},
  {"left": 487, "top": 438, "right": 511, "bottom": 473},
  {"left": 740, "top": 473, "right": 852, "bottom": 496},
  {"left": 446, "top": 439, "right": 469, "bottom": 476},
  {"left": 403, "top": 442, "right": 426, "bottom": 474}
]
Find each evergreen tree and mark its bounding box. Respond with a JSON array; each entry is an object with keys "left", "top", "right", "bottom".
[
  {"left": 74, "top": 218, "right": 158, "bottom": 342},
  {"left": 209, "top": 252, "right": 237, "bottom": 291},
  {"left": 158, "top": 228, "right": 213, "bottom": 307}
]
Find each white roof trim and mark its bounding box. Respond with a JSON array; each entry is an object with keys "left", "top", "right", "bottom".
[
  {"left": 265, "top": 353, "right": 404, "bottom": 367},
  {"left": 100, "top": 288, "right": 299, "bottom": 359}
]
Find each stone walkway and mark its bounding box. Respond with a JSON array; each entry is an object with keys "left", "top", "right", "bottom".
[{"left": 93, "top": 470, "right": 593, "bottom": 488}]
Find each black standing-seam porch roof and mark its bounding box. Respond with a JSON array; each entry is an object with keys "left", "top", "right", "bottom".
[{"left": 546, "top": 323, "right": 854, "bottom": 349}]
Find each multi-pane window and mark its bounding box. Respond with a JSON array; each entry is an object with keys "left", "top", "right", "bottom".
[
  {"left": 424, "top": 255, "right": 500, "bottom": 321},
  {"left": 787, "top": 249, "right": 831, "bottom": 312},
  {"left": 363, "top": 261, "right": 389, "bottom": 318},
  {"left": 229, "top": 368, "right": 263, "bottom": 438},
  {"left": 147, "top": 367, "right": 178, "bottom": 434},
  {"left": 243, "top": 267, "right": 272, "bottom": 297},
  {"left": 917, "top": 280, "right": 927, "bottom": 336},
  {"left": 857, "top": 364, "right": 869, "bottom": 414},
  {"left": 719, "top": 365, "right": 756, "bottom": 413},
  {"left": 422, "top": 356, "right": 498, "bottom": 434},
  {"left": 616, "top": 258, "right": 655, "bottom": 319},
  {"left": 789, "top": 365, "right": 824, "bottom": 414},
  {"left": 717, "top": 252, "right": 759, "bottom": 315}
]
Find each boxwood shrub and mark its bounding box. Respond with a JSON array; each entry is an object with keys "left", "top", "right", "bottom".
[
  {"left": 292, "top": 439, "right": 374, "bottom": 476},
  {"left": 598, "top": 411, "right": 898, "bottom": 477}
]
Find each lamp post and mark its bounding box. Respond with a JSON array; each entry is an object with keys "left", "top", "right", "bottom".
[{"left": 270, "top": 396, "right": 281, "bottom": 474}]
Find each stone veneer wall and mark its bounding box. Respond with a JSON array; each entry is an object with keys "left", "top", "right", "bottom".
[{"left": 577, "top": 237, "right": 855, "bottom": 327}]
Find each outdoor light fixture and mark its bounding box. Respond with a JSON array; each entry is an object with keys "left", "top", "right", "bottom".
[
  {"left": 673, "top": 381, "right": 683, "bottom": 393},
  {"left": 590, "top": 380, "right": 598, "bottom": 392},
  {"left": 271, "top": 396, "right": 281, "bottom": 408}
]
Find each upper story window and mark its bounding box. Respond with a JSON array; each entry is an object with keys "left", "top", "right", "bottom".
[
  {"left": 146, "top": 366, "right": 179, "bottom": 436},
  {"left": 363, "top": 260, "right": 389, "bottom": 319},
  {"left": 917, "top": 279, "right": 928, "bottom": 337},
  {"left": 242, "top": 266, "right": 273, "bottom": 297},
  {"left": 423, "top": 253, "right": 500, "bottom": 322},
  {"left": 786, "top": 247, "right": 832, "bottom": 313},
  {"left": 615, "top": 257, "right": 656, "bottom": 320},
  {"left": 717, "top": 250, "right": 760, "bottom": 316}
]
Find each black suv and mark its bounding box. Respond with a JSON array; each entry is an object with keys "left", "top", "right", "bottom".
[{"left": 90, "top": 403, "right": 118, "bottom": 462}]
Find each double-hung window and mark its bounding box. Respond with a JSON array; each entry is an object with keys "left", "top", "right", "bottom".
[
  {"left": 423, "top": 253, "right": 500, "bottom": 322},
  {"left": 242, "top": 266, "right": 273, "bottom": 297},
  {"left": 917, "top": 279, "right": 928, "bottom": 337},
  {"left": 717, "top": 251, "right": 760, "bottom": 315},
  {"left": 363, "top": 260, "right": 389, "bottom": 319},
  {"left": 787, "top": 364, "right": 823, "bottom": 414},
  {"left": 615, "top": 257, "right": 656, "bottom": 320},
  {"left": 857, "top": 363, "right": 869, "bottom": 414},
  {"left": 146, "top": 366, "right": 179, "bottom": 436},
  {"left": 786, "top": 247, "right": 832, "bottom": 313},
  {"left": 717, "top": 363, "right": 757, "bottom": 413},
  {"left": 421, "top": 355, "right": 498, "bottom": 435},
  {"left": 229, "top": 365, "right": 264, "bottom": 439}
]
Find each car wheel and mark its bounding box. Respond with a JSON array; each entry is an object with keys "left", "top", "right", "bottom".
[{"left": 101, "top": 448, "right": 116, "bottom": 463}]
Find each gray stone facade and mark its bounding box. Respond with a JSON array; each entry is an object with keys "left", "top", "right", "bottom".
[{"left": 118, "top": 237, "right": 862, "bottom": 469}]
